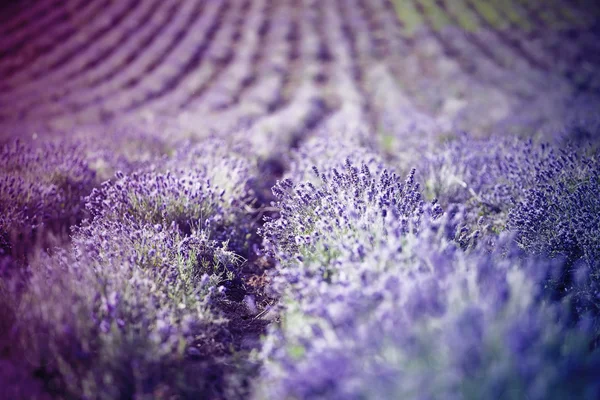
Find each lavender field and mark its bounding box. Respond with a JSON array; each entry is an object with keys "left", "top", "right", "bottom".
[{"left": 1, "top": 0, "right": 600, "bottom": 399}]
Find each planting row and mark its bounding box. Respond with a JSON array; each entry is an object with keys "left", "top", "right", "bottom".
[
  {"left": 250, "top": 132, "right": 600, "bottom": 399},
  {"left": 1, "top": 0, "right": 599, "bottom": 142}
]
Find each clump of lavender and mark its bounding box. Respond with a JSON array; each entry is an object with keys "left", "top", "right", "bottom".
[
  {"left": 0, "top": 134, "right": 266, "bottom": 398},
  {"left": 82, "top": 138, "right": 257, "bottom": 254},
  {"left": 416, "top": 134, "right": 595, "bottom": 235},
  {"left": 255, "top": 139, "right": 600, "bottom": 398},
  {"left": 508, "top": 147, "right": 599, "bottom": 264},
  {"left": 69, "top": 117, "right": 200, "bottom": 181},
  {"left": 417, "top": 134, "right": 537, "bottom": 211},
  {"left": 416, "top": 133, "right": 600, "bottom": 317},
  {"left": 0, "top": 139, "right": 97, "bottom": 258},
  {"left": 254, "top": 210, "right": 600, "bottom": 400},
  {"left": 416, "top": 133, "right": 508, "bottom": 208},
  {"left": 84, "top": 170, "right": 217, "bottom": 236},
  {"left": 5, "top": 220, "right": 239, "bottom": 398},
  {"left": 76, "top": 129, "right": 172, "bottom": 182},
  {"left": 262, "top": 153, "right": 442, "bottom": 274},
  {"left": 508, "top": 147, "right": 599, "bottom": 319}
]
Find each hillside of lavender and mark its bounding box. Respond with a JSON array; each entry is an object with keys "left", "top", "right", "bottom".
[{"left": 1, "top": 1, "right": 600, "bottom": 399}]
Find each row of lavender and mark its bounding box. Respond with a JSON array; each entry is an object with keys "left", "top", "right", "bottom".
[
  {"left": 251, "top": 130, "right": 600, "bottom": 399},
  {"left": 0, "top": 126, "right": 275, "bottom": 398},
  {"left": 2, "top": 0, "right": 599, "bottom": 143}
]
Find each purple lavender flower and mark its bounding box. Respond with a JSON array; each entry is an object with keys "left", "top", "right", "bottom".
[
  {"left": 255, "top": 212, "right": 600, "bottom": 400},
  {"left": 0, "top": 138, "right": 97, "bottom": 259},
  {"left": 3, "top": 217, "right": 239, "bottom": 398},
  {"left": 262, "top": 138, "right": 439, "bottom": 275}
]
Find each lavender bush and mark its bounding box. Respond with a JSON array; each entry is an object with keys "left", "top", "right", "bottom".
[
  {"left": 508, "top": 147, "right": 599, "bottom": 265},
  {"left": 416, "top": 133, "right": 598, "bottom": 241},
  {"left": 251, "top": 141, "right": 600, "bottom": 399},
  {"left": 0, "top": 139, "right": 97, "bottom": 259},
  {"left": 262, "top": 147, "right": 441, "bottom": 271},
  {"left": 414, "top": 134, "right": 541, "bottom": 219},
  {"left": 0, "top": 128, "right": 176, "bottom": 260},
  {"left": 6, "top": 224, "right": 235, "bottom": 399},
  {"left": 72, "top": 121, "right": 177, "bottom": 182},
  {"left": 1, "top": 139, "right": 258, "bottom": 397},
  {"left": 0, "top": 135, "right": 266, "bottom": 398},
  {"left": 508, "top": 146, "right": 600, "bottom": 323},
  {"left": 408, "top": 132, "right": 600, "bottom": 327},
  {"left": 256, "top": 207, "right": 600, "bottom": 400},
  {"left": 82, "top": 138, "right": 258, "bottom": 254}
]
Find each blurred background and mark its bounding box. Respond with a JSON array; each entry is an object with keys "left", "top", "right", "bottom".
[{"left": 0, "top": 0, "right": 599, "bottom": 143}]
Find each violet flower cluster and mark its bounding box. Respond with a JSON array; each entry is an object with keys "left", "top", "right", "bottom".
[
  {"left": 411, "top": 131, "right": 600, "bottom": 325},
  {"left": 0, "top": 125, "right": 178, "bottom": 261},
  {"left": 82, "top": 138, "right": 258, "bottom": 253},
  {"left": 1, "top": 138, "right": 261, "bottom": 398},
  {"left": 508, "top": 147, "right": 599, "bottom": 265},
  {"left": 507, "top": 146, "right": 600, "bottom": 323},
  {"left": 254, "top": 144, "right": 600, "bottom": 399},
  {"left": 0, "top": 139, "right": 97, "bottom": 259},
  {"left": 4, "top": 223, "right": 236, "bottom": 399},
  {"left": 261, "top": 143, "right": 442, "bottom": 273},
  {"left": 417, "top": 134, "right": 598, "bottom": 240},
  {"left": 255, "top": 232, "right": 600, "bottom": 400},
  {"left": 415, "top": 134, "right": 545, "bottom": 216}
]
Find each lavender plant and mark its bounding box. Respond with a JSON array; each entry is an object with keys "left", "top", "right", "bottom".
[
  {"left": 262, "top": 150, "right": 442, "bottom": 273},
  {"left": 283, "top": 130, "right": 380, "bottom": 184},
  {"left": 411, "top": 132, "right": 600, "bottom": 323},
  {"left": 416, "top": 134, "right": 536, "bottom": 213},
  {"left": 255, "top": 212, "right": 600, "bottom": 400},
  {"left": 0, "top": 134, "right": 266, "bottom": 398},
  {"left": 6, "top": 221, "right": 237, "bottom": 399},
  {"left": 550, "top": 95, "right": 600, "bottom": 148},
  {"left": 253, "top": 139, "right": 600, "bottom": 399},
  {"left": 507, "top": 148, "right": 599, "bottom": 264},
  {"left": 0, "top": 138, "right": 97, "bottom": 259},
  {"left": 0, "top": 129, "right": 175, "bottom": 259},
  {"left": 73, "top": 124, "right": 175, "bottom": 182},
  {"left": 416, "top": 133, "right": 598, "bottom": 238},
  {"left": 507, "top": 146, "right": 600, "bottom": 322},
  {"left": 82, "top": 138, "right": 258, "bottom": 255}
]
